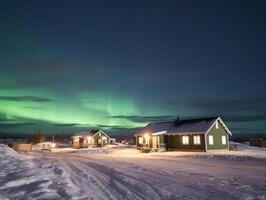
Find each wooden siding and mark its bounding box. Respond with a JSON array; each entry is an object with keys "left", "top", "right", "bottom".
[
  {"left": 71, "top": 131, "right": 110, "bottom": 148},
  {"left": 164, "top": 134, "right": 205, "bottom": 151},
  {"left": 206, "top": 121, "right": 229, "bottom": 150},
  {"left": 93, "top": 133, "right": 110, "bottom": 147},
  {"left": 159, "top": 134, "right": 164, "bottom": 144},
  {"left": 136, "top": 135, "right": 165, "bottom": 149},
  {"left": 9, "top": 143, "right": 32, "bottom": 151}
]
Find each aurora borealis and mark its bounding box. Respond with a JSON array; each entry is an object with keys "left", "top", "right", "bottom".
[{"left": 0, "top": 0, "right": 266, "bottom": 137}]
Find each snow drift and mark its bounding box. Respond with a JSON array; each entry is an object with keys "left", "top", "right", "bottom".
[{"left": 0, "top": 143, "right": 265, "bottom": 200}]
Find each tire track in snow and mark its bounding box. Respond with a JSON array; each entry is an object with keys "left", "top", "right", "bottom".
[
  {"left": 80, "top": 160, "right": 162, "bottom": 200},
  {"left": 48, "top": 154, "right": 205, "bottom": 200},
  {"left": 29, "top": 152, "right": 266, "bottom": 200},
  {"left": 50, "top": 154, "right": 161, "bottom": 200}
]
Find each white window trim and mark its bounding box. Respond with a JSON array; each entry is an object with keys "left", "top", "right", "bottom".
[
  {"left": 205, "top": 117, "right": 231, "bottom": 135},
  {"left": 139, "top": 137, "right": 143, "bottom": 144},
  {"left": 193, "top": 135, "right": 201, "bottom": 145},
  {"left": 182, "top": 136, "right": 189, "bottom": 145},
  {"left": 215, "top": 121, "right": 219, "bottom": 129},
  {"left": 222, "top": 136, "right": 227, "bottom": 145},
  {"left": 209, "top": 135, "right": 214, "bottom": 145}
]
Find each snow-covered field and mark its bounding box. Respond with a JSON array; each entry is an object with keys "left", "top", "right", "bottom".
[{"left": 0, "top": 143, "right": 265, "bottom": 200}]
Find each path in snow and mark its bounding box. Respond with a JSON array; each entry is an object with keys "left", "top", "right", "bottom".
[
  {"left": 26, "top": 151, "right": 266, "bottom": 200},
  {"left": 1, "top": 145, "right": 266, "bottom": 200}
]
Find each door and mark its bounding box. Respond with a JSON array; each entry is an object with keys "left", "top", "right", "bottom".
[
  {"left": 152, "top": 136, "right": 157, "bottom": 148},
  {"left": 98, "top": 138, "right": 102, "bottom": 147}
]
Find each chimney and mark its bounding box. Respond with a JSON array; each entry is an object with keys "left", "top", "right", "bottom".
[{"left": 175, "top": 116, "right": 181, "bottom": 124}]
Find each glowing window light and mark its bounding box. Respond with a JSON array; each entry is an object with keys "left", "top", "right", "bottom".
[
  {"left": 87, "top": 136, "right": 92, "bottom": 144},
  {"left": 74, "top": 137, "right": 79, "bottom": 143},
  {"left": 193, "top": 135, "right": 201, "bottom": 145},
  {"left": 144, "top": 134, "right": 150, "bottom": 144},
  {"left": 182, "top": 136, "right": 189, "bottom": 145}
]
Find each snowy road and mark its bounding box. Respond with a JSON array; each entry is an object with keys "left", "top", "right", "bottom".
[
  {"left": 30, "top": 151, "right": 266, "bottom": 199},
  {"left": 1, "top": 146, "right": 266, "bottom": 200}
]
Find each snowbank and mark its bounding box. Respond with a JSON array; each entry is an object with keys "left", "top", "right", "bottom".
[
  {"left": 230, "top": 141, "right": 266, "bottom": 152},
  {"left": 0, "top": 144, "right": 62, "bottom": 199},
  {"left": 1, "top": 143, "right": 265, "bottom": 200},
  {"left": 0, "top": 144, "right": 20, "bottom": 158}
]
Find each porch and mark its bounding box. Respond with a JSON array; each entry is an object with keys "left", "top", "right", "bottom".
[
  {"left": 71, "top": 135, "right": 109, "bottom": 148},
  {"left": 136, "top": 135, "right": 166, "bottom": 152}
]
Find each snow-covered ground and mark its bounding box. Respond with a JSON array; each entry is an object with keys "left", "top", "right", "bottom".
[{"left": 0, "top": 143, "right": 265, "bottom": 200}]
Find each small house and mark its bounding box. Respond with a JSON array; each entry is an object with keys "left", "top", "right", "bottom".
[
  {"left": 71, "top": 129, "right": 115, "bottom": 148},
  {"left": 135, "top": 117, "right": 231, "bottom": 152},
  {"left": 32, "top": 142, "right": 56, "bottom": 151}
]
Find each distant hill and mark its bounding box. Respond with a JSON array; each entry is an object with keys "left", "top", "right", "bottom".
[{"left": 231, "top": 132, "right": 266, "bottom": 142}]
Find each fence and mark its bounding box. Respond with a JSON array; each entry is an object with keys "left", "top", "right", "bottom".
[{"left": 9, "top": 143, "right": 32, "bottom": 151}]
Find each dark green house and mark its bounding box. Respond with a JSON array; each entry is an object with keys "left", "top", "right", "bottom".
[{"left": 135, "top": 117, "right": 231, "bottom": 152}]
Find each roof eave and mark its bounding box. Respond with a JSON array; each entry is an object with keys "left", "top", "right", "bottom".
[{"left": 205, "top": 117, "right": 232, "bottom": 135}]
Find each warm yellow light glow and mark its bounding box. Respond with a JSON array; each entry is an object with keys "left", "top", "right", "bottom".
[
  {"left": 87, "top": 136, "right": 92, "bottom": 144},
  {"left": 51, "top": 143, "right": 56, "bottom": 148},
  {"left": 144, "top": 134, "right": 149, "bottom": 138},
  {"left": 74, "top": 137, "right": 79, "bottom": 143}
]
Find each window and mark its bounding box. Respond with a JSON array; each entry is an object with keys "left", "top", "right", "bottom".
[
  {"left": 193, "top": 135, "right": 201, "bottom": 145},
  {"left": 209, "top": 135, "right": 214, "bottom": 145},
  {"left": 87, "top": 137, "right": 92, "bottom": 144},
  {"left": 215, "top": 121, "right": 219, "bottom": 129},
  {"left": 139, "top": 137, "right": 143, "bottom": 144},
  {"left": 222, "top": 136, "right": 227, "bottom": 145},
  {"left": 144, "top": 135, "right": 149, "bottom": 144},
  {"left": 182, "top": 136, "right": 189, "bottom": 145},
  {"left": 74, "top": 137, "right": 79, "bottom": 143},
  {"left": 98, "top": 138, "right": 102, "bottom": 144}
]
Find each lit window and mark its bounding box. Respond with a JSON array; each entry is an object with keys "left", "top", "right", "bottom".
[
  {"left": 215, "top": 121, "right": 219, "bottom": 129},
  {"left": 222, "top": 136, "right": 227, "bottom": 145},
  {"left": 209, "top": 135, "right": 214, "bottom": 145},
  {"left": 182, "top": 136, "right": 189, "bottom": 145},
  {"left": 139, "top": 137, "right": 143, "bottom": 144},
  {"left": 193, "top": 135, "right": 201, "bottom": 145},
  {"left": 144, "top": 135, "right": 149, "bottom": 144}
]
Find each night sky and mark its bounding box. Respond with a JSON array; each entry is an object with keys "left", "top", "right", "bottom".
[{"left": 0, "top": 0, "right": 266, "bottom": 137}]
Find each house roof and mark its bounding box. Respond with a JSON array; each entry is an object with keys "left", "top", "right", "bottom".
[
  {"left": 72, "top": 129, "right": 101, "bottom": 137},
  {"left": 72, "top": 129, "right": 113, "bottom": 139},
  {"left": 136, "top": 117, "right": 230, "bottom": 136}
]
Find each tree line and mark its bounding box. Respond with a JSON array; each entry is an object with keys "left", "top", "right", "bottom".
[{"left": 27, "top": 132, "right": 69, "bottom": 144}]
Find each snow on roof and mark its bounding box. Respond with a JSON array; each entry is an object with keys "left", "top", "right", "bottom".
[
  {"left": 72, "top": 129, "right": 114, "bottom": 138},
  {"left": 72, "top": 129, "right": 100, "bottom": 137},
  {"left": 136, "top": 117, "right": 218, "bottom": 136}
]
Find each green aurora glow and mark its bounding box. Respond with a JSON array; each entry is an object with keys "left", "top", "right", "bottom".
[{"left": 0, "top": 0, "right": 266, "bottom": 137}]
